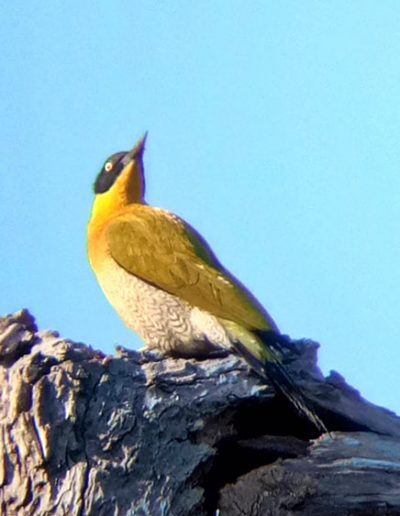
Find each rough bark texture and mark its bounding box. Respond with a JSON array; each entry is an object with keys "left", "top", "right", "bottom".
[{"left": 0, "top": 310, "right": 399, "bottom": 515}]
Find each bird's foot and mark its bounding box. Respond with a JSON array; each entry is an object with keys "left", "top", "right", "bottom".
[{"left": 139, "top": 347, "right": 167, "bottom": 362}]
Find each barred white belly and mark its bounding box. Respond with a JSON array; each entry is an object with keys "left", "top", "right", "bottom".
[{"left": 96, "top": 256, "right": 232, "bottom": 355}]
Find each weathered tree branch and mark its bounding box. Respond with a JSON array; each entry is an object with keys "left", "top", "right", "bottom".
[{"left": 0, "top": 310, "right": 399, "bottom": 515}]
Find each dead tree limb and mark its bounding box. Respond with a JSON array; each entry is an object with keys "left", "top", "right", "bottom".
[{"left": 0, "top": 310, "right": 399, "bottom": 515}]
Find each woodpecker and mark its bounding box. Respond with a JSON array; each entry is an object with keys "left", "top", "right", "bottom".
[{"left": 88, "top": 134, "right": 326, "bottom": 432}]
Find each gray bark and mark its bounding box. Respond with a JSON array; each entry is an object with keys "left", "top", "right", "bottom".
[{"left": 0, "top": 310, "right": 399, "bottom": 515}]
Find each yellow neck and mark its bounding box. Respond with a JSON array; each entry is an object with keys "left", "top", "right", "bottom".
[{"left": 89, "top": 160, "right": 145, "bottom": 229}]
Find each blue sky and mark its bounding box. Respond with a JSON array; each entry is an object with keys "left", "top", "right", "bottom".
[{"left": 1, "top": 2, "right": 399, "bottom": 414}]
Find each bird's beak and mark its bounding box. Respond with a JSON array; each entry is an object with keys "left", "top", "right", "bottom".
[{"left": 124, "top": 132, "right": 148, "bottom": 164}]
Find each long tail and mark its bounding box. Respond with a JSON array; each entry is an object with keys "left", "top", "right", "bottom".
[{"left": 222, "top": 322, "right": 327, "bottom": 432}]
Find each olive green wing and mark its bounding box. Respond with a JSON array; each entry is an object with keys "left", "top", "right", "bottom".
[{"left": 106, "top": 206, "right": 277, "bottom": 331}]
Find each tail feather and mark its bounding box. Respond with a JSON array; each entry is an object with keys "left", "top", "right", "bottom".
[{"left": 231, "top": 335, "right": 327, "bottom": 433}]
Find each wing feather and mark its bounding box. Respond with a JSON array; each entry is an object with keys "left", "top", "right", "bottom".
[{"left": 106, "top": 205, "right": 278, "bottom": 331}]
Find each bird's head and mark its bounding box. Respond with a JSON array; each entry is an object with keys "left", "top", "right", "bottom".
[{"left": 90, "top": 133, "right": 147, "bottom": 223}]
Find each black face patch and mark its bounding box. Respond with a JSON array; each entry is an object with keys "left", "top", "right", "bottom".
[{"left": 93, "top": 151, "right": 128, "bottom": 194}]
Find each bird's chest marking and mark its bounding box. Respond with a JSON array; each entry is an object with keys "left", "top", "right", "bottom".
[{"left": 96, "top": 256, "right": 230, "bottom": 353}]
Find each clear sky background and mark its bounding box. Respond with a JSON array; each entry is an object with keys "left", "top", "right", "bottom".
[{"left": 1, "top": 2, "right": 399, "bottom": 414}]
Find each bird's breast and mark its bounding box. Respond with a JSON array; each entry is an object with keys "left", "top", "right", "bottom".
[{"left": 91, "top": 246, "right": 231, "bottom": 356}]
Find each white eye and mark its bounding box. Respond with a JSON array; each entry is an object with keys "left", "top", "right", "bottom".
[{"left": 104, "top": 161, "right": 113, "bottom": 172}]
